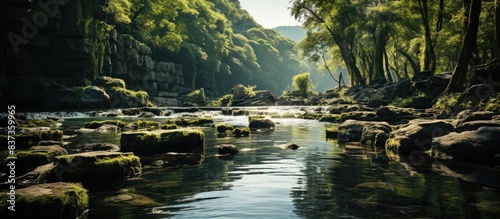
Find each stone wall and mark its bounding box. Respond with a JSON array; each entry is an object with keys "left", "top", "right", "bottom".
[{"left": 0, "top": 0, "right": 195, "bottom": 108}]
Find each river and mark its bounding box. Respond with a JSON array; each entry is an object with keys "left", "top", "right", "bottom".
[{"left": 17, "top": 107, "right": 500, "bottom": 218}]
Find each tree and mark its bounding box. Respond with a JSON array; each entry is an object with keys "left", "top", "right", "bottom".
[
  {"left": 291, "top": 0, "right": 367, "bottom": 86},
  {"left": 445, "top": 0, "right": 483, "bottom": 93}
]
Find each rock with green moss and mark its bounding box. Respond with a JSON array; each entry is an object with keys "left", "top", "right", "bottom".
[
  {"left": 248, "top": 115, "right": 266, "bottom": 122},
  {"left": 93, "top": 76, "right": 126, "bottom": 89},
  {"left": 0, "top": 130, "right": 63, "bottom": 149},
  {"left": 232, "top": 127, "right": 250, "bottom": 137},
  {"left": 385, "top": 120, "right": 455, "bottom": 159},
  {"left": 249, "top": 118, "right": 275, "bottom": 131},
  {"left": 106, "top": 87, "right": 150, "bottom": 108},
  {"left": 161, "top": 124, "right": 179, "bottom": 130},
  {"left": 121, "top": 129, "right": 205, "bottom": 156},
  {"left": 79, "top": 86, "right": 111, "bottom": 109},
  {"left": 215, "top": 123, "right": 234, "bottom": 134},
  {"left": 0, "top": 182, "right": 88, "bottom": 219},
  {"left": 164, "top": 117, "right": 213, "bottom": 127},
  {"left": 52, "top": 152, "right": 141, "bottom": 187},
  {"left": 326, "top": 127, "right": 339, "bottom": 139},
  {"left": 84, "top": 120, "right": 126, "bottom": 129},
  {"left": 15, "top": 145, "right": 68, "bottom": 173}
]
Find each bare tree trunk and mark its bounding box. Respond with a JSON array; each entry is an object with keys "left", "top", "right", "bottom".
[
  {"left": 445, "top": 0, "right": 482, "bottom": 93},
  {"left": 495, "top": 0, "right": 500, "bottom": 58}
]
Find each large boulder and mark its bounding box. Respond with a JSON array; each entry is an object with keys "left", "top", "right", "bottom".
[
  {"left": 17, "top": 151, "right": 141, "bottom": 188},
  {"left": 455, "top": 120, "right": 500, "bottom": 132},
  {"left": 232, "top": 90, "right": 277, "bottom": 106},
  {"left": 15, "top": 145, "right": 68, "bottom": 172},
  {"left": 0, "top": 182, "right": 88, "bottom": 219},
  {"left": 249, "top": 118, "right": 276, "bottom": 130},
  {"left": 120, "top": 129, "right": 205, "bottom": 156},
  {"left": 338, "top": 120, "right": 391, "bottom": 147},
  {"left": 470, "top": 59, "right": 500, "bottom": 88},
  {"left": 414, "top": 73, "right": 452, "bottom": 99},
  {"left": 79, "top": 86, "right": 110, "bottom": 109},
  {"left": 385, "top": 120, "right": 455, "bottom": 158},
  {"left": 431, "top": 127, "right": 500, "bottom": 163},
  {"left": 93, "top": 76, "right": 126, "bottom": 89}
]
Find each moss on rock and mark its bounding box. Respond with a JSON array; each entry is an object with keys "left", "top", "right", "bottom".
[
  {"left": 84, "top": 120, "right": 126, "bottom": 129},
  {"left": 0, "top": 130, "right": 63, "bottom": 149},
  {"left": 15, "top": 145, "right": 68, "bottom": 172},
  {"left": 55, "top": 151, "right": 142, "bottom": 187},
  {"left": 0, "top": 182, "right": 88, "bottom": 219},
  {"left": 164, "top": 117, "right": 213, "bottom": 126},
  {"left": 215, "top": 123, "right": 234, "bottom": 134},
  {"left": 121, "top": 129, "right": 205, "bottom": 156},
  {"left": 161, "top": 124, "right": 179, "bottom": 130},
  {"left": 232, "top": 127, "right": 250, "bottom": 137}
]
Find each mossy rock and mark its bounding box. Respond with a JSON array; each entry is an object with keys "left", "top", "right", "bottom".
[
  {"left": 121, "top": 129, "right": 205, "bottom": 156},
  {"left": 15, "top": 145, "right": 68, "bottom": 173},
  {"left": 161, "top": 124, "right": 179, "bottom": 130},
  {"left": 248, "top": 115, "right": 266, "bottom": 122},
  {"left": 121, "top": 108, "right": 141, "bottom": 115},
  {"left": 84, "top": 120, "right": 127, "bottom": 129},
  {"left": 54, "top": 151, "right": 142, "bottom": 187},
  {"left": 319, "top": 114, "right": 340, "bottom": 123},
  {"left": 164, "top": 117, "right": 213, "bottom": 126},
  {"left": 326, "top": 127, "right": 339, "bottom": 139},
  {"left": 232, "top": 127, "right": 250, "bottom": 137},
  {"left": 106, "top": 87, "right": 149, "bottom": 108},
  {"left": 0, "top": 130, "right": 63, "bottom": 149},
  {"left": 17, "top": 119, "right": 59, "bottom": 128},
  {"left": 93, "top": 76, "right": 126, "bottom": 89},
  {"left": 215, "top": 123, "right": 234, "bottom": 134},
  {"left": 249, "top": 118, "right": 276, "bottom": 130},
  {"left": 232, "top": 110, "right": 250, "bottom": 116},
  {"left": 0, "top": 182, "right": 88, "bottom": 218}
]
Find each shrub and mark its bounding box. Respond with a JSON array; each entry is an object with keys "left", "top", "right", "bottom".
[{"left": 292, "top": 72, "right": 313, "bottom": 97}]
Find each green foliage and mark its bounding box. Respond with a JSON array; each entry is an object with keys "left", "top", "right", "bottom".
[
  {"left": 187, "top": 89, "right": 206, "bottom": 105},
  {"left": 391, "top": 97, "right": 413, "bottom": 108},
  {"left": 433, "top": 93, "right": 463, "bottom": 111},
  {"left": 479, "top": 93, "right": 500, "bottom": 112},
  {"left": 216, "top": 94, "right": 233, "bottom": 106},
  {"left": 292, "top": 72, "right": 313, "bottom": 97}
]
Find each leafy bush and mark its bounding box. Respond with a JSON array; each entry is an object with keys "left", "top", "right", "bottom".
[{"left": 292, "top": 72, "right": 313, "bottom": 97}]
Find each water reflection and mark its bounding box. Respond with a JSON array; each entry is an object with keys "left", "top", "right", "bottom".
[{"left": 57, "top": 115, "right": 500, "bottom": 219}]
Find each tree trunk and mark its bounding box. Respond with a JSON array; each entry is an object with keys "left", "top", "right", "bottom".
[
  {"left": 495, "top": 0, "right": 500, "bottom": 58},
  {"left": 445, "top": 0, "right": 482, "bottom": 93},
  {"left": 397, "top": 50, "right": 420, "bottom": 76},
  {"left": 418, "top": 0, "right": 436, "bottom": 74}
]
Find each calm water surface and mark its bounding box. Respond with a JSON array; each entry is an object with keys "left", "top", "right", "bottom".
[{"left": 55, "top": 109, "right": 500, "bottom": 219}]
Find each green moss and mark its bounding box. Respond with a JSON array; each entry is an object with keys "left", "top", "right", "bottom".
[
  {"left": 17, "top": 119, "right": 59, "bottom": 128},
  {"left": 215, "top": 123, "right": 234, "bottom": 133},
  {"left": 232, "top": 110, "right": 249, "bottom": 116},
  {"left": 232, "top": 127, "right": 250, "bottom": 137},
  {"left": 248, "top": 115, "right": 266, "bottom": 122},
  {"left": 479, "top": 93, "right": 500, "bottom": 112},
  {"left": 187, "top": 89, "right": 207, "bottom": 105},
  {"left": 84, "top": 120, "right": 126, "bottom": 129},
  {"left": 161, "top": 124, "right": 179, "bottom": 130},
  {"left": 319, "top": 114, "right": 340, "bottom": 123},
  {"left": 325, "top": 127, "right": 339, "bottom": 139},
  {"left": 107, "top": 87, "right": 149, "bottom": 107},
  {"left": 243, "top": 85, "right": 257, "bottom": 98},
  {"left": 433, "top": 92, "right": 463, "bottom": 110},
  {"left": 165, "top": 117, "right": 214, "bottom": 126},
  {"left": 4, "top": 183, "right": 89, "bottom": 219},
  {"left": 94, "top": 76, "right": 126, "bottom": 89},
  {"left": 121, "top": 129, "right": 205, "bottom": 155},
  {"left": 0, "top": 130, "right": 63, "bottom": 149},
  {"left": 217, "top": 94, "right": 234, "bottom": 106},
  {"left": 298, "top": 113, "right": 324, "bottom": 120},
  {"left": 131, "top": 120, "right": 160, "bottom": 129},
  {"left": 391, "top": 97, "right": 413, "bottom": 108},
  {"left": 15, "top": 151, "right": 52, "bottom": 171}
]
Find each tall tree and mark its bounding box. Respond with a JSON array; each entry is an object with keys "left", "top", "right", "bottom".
[
  {"left": 291, "top": 0, "right": 367, "bottom": 86},
  {"left": 496, "top": 0, "right": 500, "bottom": 58},
  {"left": 445, "top": 0, "right": 483, "bottom": 93}
]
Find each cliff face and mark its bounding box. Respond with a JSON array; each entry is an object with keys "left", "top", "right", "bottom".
[{"left": 1, "top": 0, "right": 197, "bottom": 109}]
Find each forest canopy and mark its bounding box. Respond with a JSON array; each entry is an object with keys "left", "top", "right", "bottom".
[{"left": 101, "top": 0, "right": 311, "bottom": 95}]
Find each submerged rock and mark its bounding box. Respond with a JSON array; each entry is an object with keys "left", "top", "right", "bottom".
[
  {"left": 431, "top": 126, "right": 500, "bottom": 164},
  {"left": 121, "top": 129, "right": 205, "bottom": 156},
  {"left": 278, "top": 142, "right": 300, "bottom": 150},
  {"left": 217, "top": 144, "right": 239, "bottom": 155},
  {"left": 0, "top": 182, "right": 88, "bottom": 219}
]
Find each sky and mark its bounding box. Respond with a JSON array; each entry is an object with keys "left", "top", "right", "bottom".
[{"left": 239, "top": 0, "right": 302, "bottom": 28}]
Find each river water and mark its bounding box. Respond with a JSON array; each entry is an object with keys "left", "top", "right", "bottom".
[{"left": 33, "top": 107, "right": 500, "bottom": 218}]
